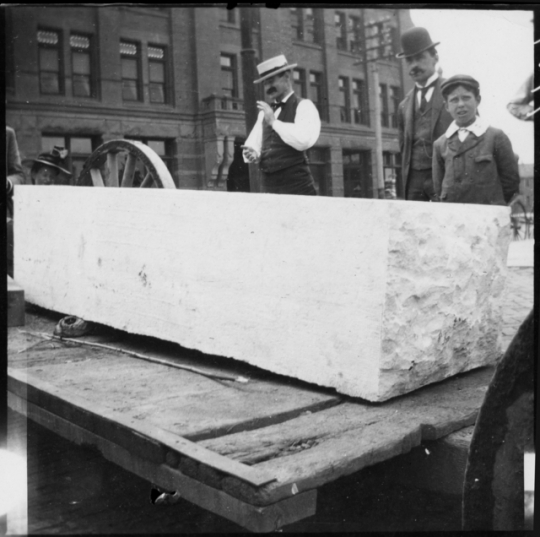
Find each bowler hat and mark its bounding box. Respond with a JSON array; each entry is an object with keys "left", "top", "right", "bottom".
[
  {"left": 254, "top": 54, "right": 297, "bottom": 84},
  {"left": 25, "top": 146, "right": 72, "bottom": 175},
  {"left": 441, "top": 75, "right": 480, "bottom": 97},
  {"left": 396, "top": 27, "right": 440, "bottom": 59}
]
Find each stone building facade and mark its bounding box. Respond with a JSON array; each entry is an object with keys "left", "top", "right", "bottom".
[{"left": 5, "top": 5, "right": 414, "bottom": 197}]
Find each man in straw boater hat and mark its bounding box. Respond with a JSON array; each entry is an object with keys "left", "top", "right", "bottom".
[
  {"left": 396, "top": 27, "right": 452, "bottom": 201},
  {"left": 242, "top": 54, "right": 321, "bottom": 195}
]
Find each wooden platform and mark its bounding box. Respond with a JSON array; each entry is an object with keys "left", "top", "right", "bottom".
[{"left": 7, "top": 308, "right": 495, "bottom": 532}]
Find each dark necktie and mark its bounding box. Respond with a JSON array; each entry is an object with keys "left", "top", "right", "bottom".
[
  {"left": 271, "top": 101, "right": 285, "bottom": 112},
  {"left": 419, "top": 84, "right": 434, "bottom": 112}
]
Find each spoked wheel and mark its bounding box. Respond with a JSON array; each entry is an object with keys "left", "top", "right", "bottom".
[
  {"left": 77, "top": 140, "right": 176, "bottom": 189},
  {"left": 462, "top": 308, "right": 534, "bottom": 530},
  {"left": 509, "top": 199, "right": 528, "bottom": 241}
]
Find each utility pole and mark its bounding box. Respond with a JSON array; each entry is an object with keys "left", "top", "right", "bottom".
[
  {"left": 364, "top": 18, "right": 398, "bottom": 200},
  {"left": 240, "top": 7, "right": 261, "bottom": 193}
]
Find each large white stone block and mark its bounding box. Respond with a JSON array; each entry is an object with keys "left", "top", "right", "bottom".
[{"left": 14, "top": 186, "right": 511, "bottom": 401}]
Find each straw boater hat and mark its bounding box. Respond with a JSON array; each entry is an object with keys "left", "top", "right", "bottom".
[
  {"left": 25, "top": 146, "right": 72, "bottom": 175},
  {"left": 254, "top": 54, "right": 297, "bottom": 84},
  {"left": 396, "top": 27, "right": 440, "bottom": 59}
]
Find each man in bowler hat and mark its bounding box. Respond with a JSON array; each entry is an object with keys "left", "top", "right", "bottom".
[
  {"left": 242, "top": 54, "right": 321, "bottom": 195},
  {"left": 396, "top": 27, "right": 453, "bottom": 201}
]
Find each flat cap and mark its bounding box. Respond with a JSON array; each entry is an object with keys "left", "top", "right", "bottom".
[{"left": 441, "top": 75, "right": 480, "bottom": 97}]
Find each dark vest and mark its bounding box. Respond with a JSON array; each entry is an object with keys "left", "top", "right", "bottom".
[
  {"left": 259, "top": 94, "right": 308, "bottom": 174},
  {"left": 411, "top": 91, "right": 434, "bottom": 170}
]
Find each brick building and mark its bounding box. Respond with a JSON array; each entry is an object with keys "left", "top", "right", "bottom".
[{"left": 5, "top": 5, "right": 414, "bottom": 197}]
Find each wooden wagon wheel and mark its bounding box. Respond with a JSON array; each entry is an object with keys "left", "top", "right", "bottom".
[
  {"left": 462, "top": 308, "right": 534, "bottom": 530},
  {"left": 77, "top": 140, "right": 176, "bottom": 189},
  {"left": 509, "top": 199, "right": 528, "bottom": 241}
]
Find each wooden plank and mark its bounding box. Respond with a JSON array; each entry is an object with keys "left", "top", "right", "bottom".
[
  {"left": 9, "top": 393, "right": 317, "bottom": 532},
  {"left": 14, "top": 186, "right": 510, "bottom": 401},
  {"left": 8, "top": 333, "right": 340, "bottom": 441},
  {"left": 8, "top": 367, "right": 277, "bottom": 488},
  {"left": 199, "top": 366, "right": 493, "bottom": 506},
  {"left": 8, "top": 276, "right": 25, "bottom": 327}
]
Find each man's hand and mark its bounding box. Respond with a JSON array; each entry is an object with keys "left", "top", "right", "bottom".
[
  {"left": 257, "top": 101, "right": 276, "bottom": 126},
  {"left": 242, "top": 145, "right": 259, "bottom": 164}
]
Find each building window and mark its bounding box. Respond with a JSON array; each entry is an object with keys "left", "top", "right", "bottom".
[
  {"left": 70, "top": 34, "right": 94, "bottom": 98},
  {"left": 292, "top": 8, "right": 322, "bottom": 44},
  {"left": 382, "top": 26, "right": 398, "bottom": 59},
  {"left": 219, "top": 7, "right": 236, "bottom": 24},
  {"left": 148, "top": 45, "right": 167, "bottom": 104},
  {"left": 366, "top": 21, "right": 397, "bottom": 61},
  {"left": 380, "top": 83, "right": 389, "bottom": 127},
  {"left": 124, "top": 137, "right": 176, "bottom": 181},
  {"left": 390, "top": 85, "right": 401, "bottom": 128},
  {"left": 293, "top": 69, "right": 307, "bottom": 98},
  {"left": 120, "top": 41, "right": 141, "bottom": 101},
  {"left": 309, "top": 71, "right": 326, "bottom": 121},
  {"left": 349, "top": 15, "right": 363, "bottom": 54},
  {"left": 304, "top": 8, "right": 322, "bottom": 44},
  {"left": 343, "top": 149, "right": 372, "bottom": 198},
  {"left": 6, "top": 9, "right": 15, "bottom": 92},
  {"left": 307, "top": 147, "right": 330, "bottom": 196},
  {"left": 41, "top": 134, "right": 101, "bottom": 185},
  {"left": 290, "top": 8, "right": 303, "bottom": 40},
  {"left": 383, "top": 152, "right": 402, "bottom": 199},
  {"left": 220, "top": 53, "right": 238, "bottom": 98},
  {"left": 335, "top": 12, "right": 347, "bottom": 50},
  {"left": 338, "top": 76, "right": 350, "bottom": 123},
  {"left": 38, "top": 29, "right": 63, "bottom": 95},
  {"left": 353, "top": 79, "right": 369, "bottom": 126}
]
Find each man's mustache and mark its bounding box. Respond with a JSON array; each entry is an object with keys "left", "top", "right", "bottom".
[
  {"left": 410, "top": 69, "right": 423, "bottom": 76},
  {"left": 266, "top": 87, "right": 276, "bottom": 95}
]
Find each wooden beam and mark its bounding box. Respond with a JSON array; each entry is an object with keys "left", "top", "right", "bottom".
[
  {"left": 8, "top": 276, "right": 25, "bottom": 327},
  {"left": 8, "top": 392, "right": 317, "bottom": 533},
  {"left": 8, "top": 368, "right": 277, "bottom": 488}
]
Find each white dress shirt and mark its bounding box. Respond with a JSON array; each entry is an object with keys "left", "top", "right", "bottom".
[
  {"left": 243, "top": 90, "right": 321, "bottom": 161},
  {"left": 415, "top": 72, "right": 439, "bottom": 107},
  {"left": 445, "top": 116, "right": 488, "bottom": 142}
]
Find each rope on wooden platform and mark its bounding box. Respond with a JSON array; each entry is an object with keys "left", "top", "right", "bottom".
[{"left": 18, "top": 329, "right": 250, "bottom": 384}]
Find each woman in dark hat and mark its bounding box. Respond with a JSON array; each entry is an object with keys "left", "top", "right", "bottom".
[
  {"left": 7, "top": 146, "right": 72, "bottom": 277},
  {"left": 26, "top": 146, "right": 72, "bottom": 185}
]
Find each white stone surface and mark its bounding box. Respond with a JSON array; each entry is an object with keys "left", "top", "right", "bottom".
[
  {"left": 507, "top": 239, "right": 534, "bottom": 267},
  {"left": 14, "top": 186, "right": 512, "bottom": 401}
]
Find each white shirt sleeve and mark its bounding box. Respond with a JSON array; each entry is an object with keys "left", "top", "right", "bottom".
[
  {"left": 272, "top": 99, "right": 321, "bottom": 151},
  {"left": 242, "top": 110, "right": 265, "bottom": 162}
]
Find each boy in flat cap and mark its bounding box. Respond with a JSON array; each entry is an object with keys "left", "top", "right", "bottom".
[
  {"left": 433, "top": 75, "right": 520, "bottom": 205},
  {"left": 396, "top": 27, "right": 453, "bottom": 201},
  {"left": 242, "top": 54, "right": 321, "bottom": 195}
]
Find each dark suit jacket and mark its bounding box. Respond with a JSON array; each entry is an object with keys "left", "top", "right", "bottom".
[
  {"left": 432, "top": 126, "right": 520, "bottom": 205},
  {"left": 397, "top": 77, "right": 453, "bottom": 191}
]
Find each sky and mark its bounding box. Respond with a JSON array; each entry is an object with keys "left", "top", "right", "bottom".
[{"left": 410, "top": 9, "right": 534, "bottom": 165}]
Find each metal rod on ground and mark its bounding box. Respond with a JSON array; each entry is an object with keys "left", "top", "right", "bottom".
[{"left": 18, "top": 330, "right": 249, "bottom": 384}]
